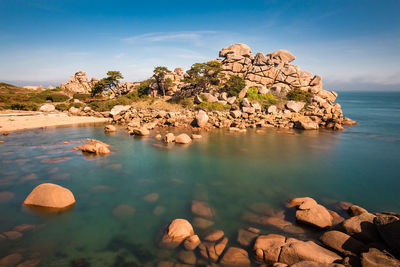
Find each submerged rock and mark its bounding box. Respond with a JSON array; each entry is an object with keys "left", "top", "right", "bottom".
[
  {"left": 191, "top": 200, "right": 215, "bottom": 218},
  {"left": 23, "top": 183, "right": 76, "bottom": 209},
  {"left": 219, "top": 247, "right": 251, "bottom": 267}
]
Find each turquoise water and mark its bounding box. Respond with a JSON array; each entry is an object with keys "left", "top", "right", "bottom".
[{"left": 0, "top": 92, "right": 399, "bottom": 266}]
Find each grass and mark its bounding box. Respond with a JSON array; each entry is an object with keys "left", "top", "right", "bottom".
[
  {"left": 195, "top": 101, "right": 230, "bottom": 111},
  {"left": 245, "top": 87, "right": 277, "bottom": 109},
  {"left": 169, "top": 96, "right": 194, "bottom": 108},
  {"left": 286, "top": 88, "right": 313, "bottom": 103}
]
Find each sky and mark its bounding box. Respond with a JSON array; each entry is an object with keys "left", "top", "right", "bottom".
[{"left": 0, "top": 0, "right": 399, "bottom": 91}]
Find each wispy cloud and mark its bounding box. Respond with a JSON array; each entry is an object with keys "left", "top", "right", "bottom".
[{"left": 122, "top": 31, "right": 218, "bottom": 46}]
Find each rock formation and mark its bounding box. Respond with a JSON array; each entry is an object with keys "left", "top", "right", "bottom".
[{"left": 60, "top": 71, "right": 97, "bottom": 95}]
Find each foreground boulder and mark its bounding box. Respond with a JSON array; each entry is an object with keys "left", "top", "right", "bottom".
[
  {"left": 175, "top": 133, "right": 192, "bottom": 144},
  {"left": 23, "top": 183, "right": 76, "bottom": 209},
  {"left": 219, "top": 247, "right": 251, "bottom": 267},
  {"left": 340, "top": 212, "right": 380, "bottom": 243},
  {"left": 39, "top": 104, "right": 56, "bottom": 112},
  {"left": 160, "top": 219, "right": 195, "bottom": 249},
  {"left": 319, "top": 230, "right": 366, "bottom": 255},
  {"left": 361, "top": 247, "right": 400, "bottom": 267},
  {"left": 290, "top": 197, "right": 333, "bottom": 228},
  {"left": 75, "top": 139, "right": 111, "bottom": 155},
  {"left": 374, "top": 214, "right": 400, "bottom": 257}
]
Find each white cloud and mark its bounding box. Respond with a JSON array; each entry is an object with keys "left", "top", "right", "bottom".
[{"left": 122, "top": 31, "right": 218, "bottom": 46}]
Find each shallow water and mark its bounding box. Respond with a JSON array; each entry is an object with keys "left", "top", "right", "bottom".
[{"left": 0, "top": 92, "right": 399, "bottom": 266}]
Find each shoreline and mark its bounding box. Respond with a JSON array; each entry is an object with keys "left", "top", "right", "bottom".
[{"left": 0, "top": 111, "right": 110, "bottom": 133}]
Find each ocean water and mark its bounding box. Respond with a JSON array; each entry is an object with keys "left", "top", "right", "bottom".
[{"left": 0, "top": 91, "right": 399, "bottom": 266}]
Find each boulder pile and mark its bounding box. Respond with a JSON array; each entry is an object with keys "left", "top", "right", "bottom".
[{"left": 60, "top": 71, "right": 98, "bottom": 95}]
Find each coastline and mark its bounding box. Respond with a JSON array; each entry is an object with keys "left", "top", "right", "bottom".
[{"left": 0, "top": 111, "right": 110, "bottom": 132}]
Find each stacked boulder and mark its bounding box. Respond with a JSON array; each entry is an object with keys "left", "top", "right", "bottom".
[
  {"left": 149, "top": 68, "right": 187, "bottom": 97},
  {"left": 60, "top": 71, "right": 98, "bottom": 95}
]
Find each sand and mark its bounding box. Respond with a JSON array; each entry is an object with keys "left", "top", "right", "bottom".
[{"left": 0, "top": 111, "right": 110, "bottom": 132}]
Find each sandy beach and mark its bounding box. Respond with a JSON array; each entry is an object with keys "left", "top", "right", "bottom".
[{"left": 0, "top": 111, "right": 110, "bottom": 132}]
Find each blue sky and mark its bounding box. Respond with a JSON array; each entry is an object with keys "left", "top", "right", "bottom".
[{"left": 1, "top": 0, "right": 399, "bottom": 90}]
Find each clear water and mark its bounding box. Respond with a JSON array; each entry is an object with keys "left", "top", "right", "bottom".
[{"left": 0, "top": 91, "right": 399, "bottom": 266}]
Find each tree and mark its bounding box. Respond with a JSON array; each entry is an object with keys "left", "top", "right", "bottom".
[
  {"left": 225, "top": 75, "right": 246, "bottom": 96},
  {"left": 184, "top": 60, "right": 223, "bottom": 91},
  {"left": 91, "top": 71, "right": 124, "bottom": 96},
  {"left": 153, "top": 66, "right": 173, "bottom": 96}
]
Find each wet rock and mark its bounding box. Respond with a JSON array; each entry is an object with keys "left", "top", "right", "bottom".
[
  {"left": 153, "top": 206, "right": 166, "bottom": 216},
  {"left": 0, "top": 191, "right": 14, "bottom": 203},
  {"left": 23, "top": 183, "right": 76, "bottom": 209},
  {"left": 198, "top": 237, "right": 228, "bottom": 263},
  {"left": 192, "top": 217, "right": 214, "bottom": 229},
  {"left": 184, "top": 234, "right": 200, "bottom": 250},
  {"left": 164, "top": 133, "right": 175, "bottom": 143},
  {"left": 237, "top": 228, "right": 259, "bottom": 247},
  {"left": 177, "top": 250, "right": 196, "bottom": 265},
  {"left": 290, "top": 197, "right": 333, "bottom": 228},
  {"left": 39, "top": 104, "right": 56, "bottom": 112},
  {"left": 0, "top": 253, "right": 23, "bottom": 267},
  {"left": 104, "top": 125, "right": 116, "bottom": 132},
  {"left": 143, "top": 193, "right": 159, "bottom": 203},
  {"left": 75, "top": 139, "right": 111, "bottom": 155},
  {"left": 112, "top": 204, "right": 135, "bottom": 218},
  {"left": 160, "top": 219, "right": 194, "bottom": 249},
  {"left": 279, "top": 241, "right": 342, "bottom": 265},
  {"left": 3, "top": 231, "right": 23, "bottom": 240},
  {"left": 129, "top": 127, "right": 150, "bottom": 136},
  {"left": 341, "top": 213, "right": 380, "bottom": 243},
  {"left": 16, "top": 258, "right": 41, "bottom": 267},
  {"left": 191, "top": 134, "right": 202, "bottom": 139},
  {"left": 203, "top": 229, "right": 224, "bottom": 242},
  {"left": 175, "top": 134, "right": 192, "bottom": 144},
  {"left": 191, "top": 200, "right": 215, "bottom": 218},
  {"left": 374, "top": 215, "right": 400, "bottom": 257},
  {"left": 219, "top": 247, "right": 251, "bottom": 267},
  {"left": 361, "top": 247, "right": 400, "bottom": 267},
  {"left": 195, "top": 110, "right": 209, "bottom": 128},
  {"left": 319, "top": 230, "right": 366, "bottom": 255},
  {"left": 253, "top": 234, "right": 286, "bottom": 263},
  {"left": 349, "top": 205, "right": 368, "bottom": 216}
]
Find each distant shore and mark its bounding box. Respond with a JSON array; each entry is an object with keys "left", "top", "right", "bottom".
[{"left": 0, "top": 111, "right": 110, "bottom": 132}]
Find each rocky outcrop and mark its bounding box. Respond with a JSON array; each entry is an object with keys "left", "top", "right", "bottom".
[
  {"left": 60, "top": 71, "right": 97, "bottom": 95},
  {"left": 23, "top": 183, "right": 76, "bottom": 209}
]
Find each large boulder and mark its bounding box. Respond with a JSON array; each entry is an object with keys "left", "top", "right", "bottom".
[
  {"left": 340, "top": 213, "right": 380, "bottom": 243},
  {"left": 60, "top": 70, "right": 93, "bottom": 95},
  {"left": 159, "top": 219, "right": 194, "bottom": 249},
  {"left": 110, "top": 105, "right": 131, "bottom": 116},
  {"left": 290, "top": 197, "right": 333, "bottom": 228},
  {"left": 319, "top": 230, "right": 366, "bottom": 255},
  {"left": 294, "top": 116, "right": 319, "bottom": 130},
  {"left": 220, "top": 43, "right": 252, "bottom": 58},
  {"left": 75, "top": 139, "right": 111, "bottom": 155},
  {"left": 219, "top": 247, "right": 251, "bottom": 267},
  {"left": 361, "top": 248, "right": 400, "bottom": 267},
  {"left": 279, "top": 241, "right": 342, "bottom": 265},
  {"left": 175, "top": 134, "right": 192, "bottom": 144},
  {"left": 374, "top": 215, "right": 400, "bottom": 257},
  {"left": 195, "top": 110, "right": 209, "bottom": 128},
  {"left": 39, "top": 104, "right": 55, "bottom": 112},
  {"left": 286, "top": 101, "right": 305, "bottom": 113},
  {"left": 68, "top": 106, "right": 81, "bottom": 115},
  {"left": 23, "top": 183, "right": 76, "bottom": 209},
  {"left": 269, "top": 49, "right": 296, "bottom": 63},
  {"left": 253, "top": 234, "right": 286, "bottom": 263}
]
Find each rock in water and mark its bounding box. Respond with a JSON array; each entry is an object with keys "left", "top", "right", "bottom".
[
  {"left": 175, "top": 134, "right": 192, "bottom": 144},
  {"left": 23, "top": 183, "right": 76, "bottom": 209},
  {"left": 290, "top": 197, "right": 333, "bottom": 228},
  {"left": 129, "top": 127, "right": 150, "bottom": 136},
  {"left": 195, "top": 110, "right": 209, "bottom": 128},
  {"left": 104, "top": 125, "right": 116, "bottom": 132},
  {"left": 39, "top": 104, "right": 56, "bottom": 112},
  {"left": 164, "top": 133, "right": 175, "bottom": 143},
  {"left": 159, "top": 219, "right": 195, "bottom": 249},
  {"left": 75, "top": 139, "right": 111, "bottom": 155},
  {"left": 219, "top": 247, "right": 251, "bottom": 267}
]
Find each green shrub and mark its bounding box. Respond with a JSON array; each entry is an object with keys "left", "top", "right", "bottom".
[
  {"left": 137, "top": 80, "right": 152, "bottom": 97},
  {"left": 55, "top": 103, "right": 68, "bottom": 111},
  {"left": 199, "top": 94, "right": 208, "bottom": 102},
  {"left": 286, "top": 89, "right": 313, "bottom": 103},
  {"left": 70, "top": 103, "right": 85, "bottom": 109},
  {"left": 225, "top": 75, "right": 246, "bottom": 96},
  {"left": 33, "top": 92, "right": 69, "bottom": 103},
  {"left": 4, "top": 102, "right": 38, "bottom": 111},
  {"left": 28, "top": 96, "right": 46, "bottom": 103},
  {"left": 48, "top": 93, "right": 69, "bottom": 102},
  {"left": 89, "top": 96, "right": 132, "bottom": 112},
  {"left": 195, "top": 101, "right": 230, "bottom": 111},
  {"left": 246, "top": 87, "right": 277, "bottom": 107},
  {"left": 169, "top": 96, "right": 193, "bottom": 108},
  {"left": 73, "top": 93, "right": 91, "bottom": 101}
]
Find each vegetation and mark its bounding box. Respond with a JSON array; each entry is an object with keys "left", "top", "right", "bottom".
[
  {"left": 153, "top": 67, "right": 174, "bottom": 96},
  {"left": 169, "top": 96, "right": 193, "bottom": 108},
  {"left": 3, "top": 102, "right": 39, "bottom": 111},
  {"left": 91, "top": 71, "right": 124, "bottom": 96},
  {"left": 184, "top": 60, "right": 224, "bottom": 91},
  {"left": 195, "top": 101, "right": 230, "bottom": 111},
  {"left": 73, "top": 93, "right": 91, "bottom": 101},
  {"left": 137, "top": 80, "right": 152, "bottom": 97},
  {"left": 286, "top": 88, "right": 313, "bottom": 103},
  {"left": 246, "top": 87, "right": 277, "bottom": 109},
  {"left": 88, "top": 96, "right": 132, "bottom": 112},
  {"left": 224, "top": 75, "right": 246, "bottom": 96},
  {"left": 55, "top": 103, "right": 69, "bottom": 111}
]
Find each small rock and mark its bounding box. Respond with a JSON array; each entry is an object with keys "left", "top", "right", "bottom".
[
  {"left": 3, "top": 231, "right": 23, "bottom": 240},
  {"left": 0, "top": 253, "right": 23, "bottom": 267},
  {"left": 112, "top": 204, "right": 135, "bottom": 218},
  {"left": 177, "top": 250, "right": 196, "bottom": 265},
  {"left": 184, "top": 235, "right": 200, "bottom": 250},
  {"left": 164, "top": 133, "right": 175, "bottom": 143},
  {"left": 219, "top": 247, "right": 251, "bottom": 267},
  {"left": 193, "top": 217, "right": 214, "bottom": 229},
  {"left": 203, "top": 230, "right": 224, "bottom": 242},
  {"left": 143, "top": 193, "right": 159, "bottom": 203},
  {"left": 191, "top": 200, "right": 215, "bottom": 218},
  {"left": 237, "top": 228, "right": 259, "bottom": 247},
  {"left": 75, "top": 139, "right": 111, "bottom": 155},
  {"left": 129, "top": 127, "right": 150, "bottom": 136},
  {"left": 175, "top": 134, "right": 192, "bottom": 144},
  {"left": 341, "top": 213, "right": 380, "bottom": 243},
  {"left": 286, "top": 101, "right": 305, "bottom": 113},
  {"left": 104, "top": 125, "right": 116, "bottom": 132},
  {"left": 39, "top": 104, "right": 55, "bottom": 112},
  {"left": 361, "top": 247, "right": 400, "bottom": 267},
  {"left": 191, "top": 134, "right": 202, "bottom": 139}
]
